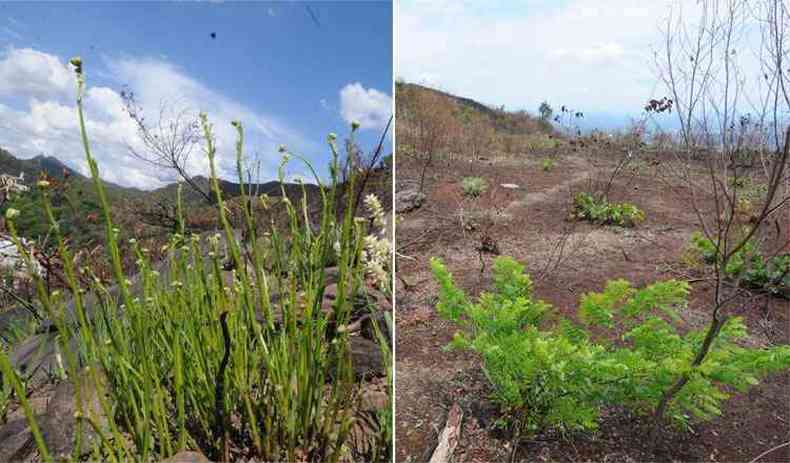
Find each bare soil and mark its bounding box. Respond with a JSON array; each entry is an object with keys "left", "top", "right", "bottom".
[{"left": 395, "top": 151, "right": 790, "bottom": 463}]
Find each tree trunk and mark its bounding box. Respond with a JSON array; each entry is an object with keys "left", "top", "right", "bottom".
[{"left": 650, "top": 314, "right": 727, "bottom": 443}]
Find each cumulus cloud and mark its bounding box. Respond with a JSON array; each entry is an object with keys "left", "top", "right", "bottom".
[
  {"left": 339, "top": 82, "right": 392, "bottom": 131},
  {"left": 0, "top": 48, "right": 75, "bottom": 101},
  {"left": 0, "top": 47, "right": 314, "bottom": 189}
]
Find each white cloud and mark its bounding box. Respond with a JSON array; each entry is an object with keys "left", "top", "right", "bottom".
[
  {"left": 552, "top": 43, "right": 626, "bottom": 63},
  {"left": 0, "top": 47, "right": 314, "bottom": 189},
  {"left": 398, "top": 0, "right": 676, "bottom": 116},
  {"left": 339, "top": 82, "right": 392, "bottom": 131},
  {"left": 0, "top": 47, "right": 75, "bottom": 101}
]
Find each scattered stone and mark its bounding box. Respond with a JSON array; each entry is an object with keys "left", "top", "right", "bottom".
[
  {"left": 40, "top": 370, "right": 108, "bottom": 460},
  {"left": 395, "top": 188, "right": 426, "bottom": 213},
  {"left": 350, "top": 336, "right": 386, "bottom": 380},
  {"left": 347, "top": 381, "right": 389, "bottom": 462},
  {"left": 360, "top": 384, "right": 390, "bottom": 412},
  {"left": 500, "top": 183, "right": 520, "bottom": 189},
  {"left": 0, "top": 417, "right": 35, "bottom": 462}
]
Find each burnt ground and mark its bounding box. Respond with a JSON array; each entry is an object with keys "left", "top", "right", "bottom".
[{"left": 395, "top": 151, "right": 790, "bottom": 463}]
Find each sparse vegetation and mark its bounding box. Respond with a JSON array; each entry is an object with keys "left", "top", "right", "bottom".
[
  {"left": 541, "top": 158, "right": 554, "bottom": 172},
  {"left": 395, "top": 1, "right": 790, "bottom": 462},
  {"left": 688, "top": 231, "right": 789, "bottom": 298},
  {"left": 461, "top": 176, "right": 488, "bottom": 198},
  {"left": 572, "top": 192, "right": 645, "bottom": 227}
]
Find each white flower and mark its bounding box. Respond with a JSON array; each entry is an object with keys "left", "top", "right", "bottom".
[
  {"left": 5, "top": 208, "right": 19, "bottom": 220},
  {"left": 37, "top": 180, "right": 50, "bottom": 189},
  {"left": 351, "top": 120, "right": 361, "bottom": 131},
  {"left": 364, "top": 194, "right": 387, "bottom": 229},
  {"left": 361, "top": 234, "right": 391, "bottom": 290}
]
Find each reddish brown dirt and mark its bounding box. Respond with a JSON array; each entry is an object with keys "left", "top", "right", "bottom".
[{"left": 395, "top": 152, "right": 790, "bottom": 463}]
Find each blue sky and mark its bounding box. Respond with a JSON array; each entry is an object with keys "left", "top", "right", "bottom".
[
  {"left": 397, "top": 0, "right": 677, "bottom": 132},
  {"left": 0, "top": 1, "right": 392, "bottom": 188}
]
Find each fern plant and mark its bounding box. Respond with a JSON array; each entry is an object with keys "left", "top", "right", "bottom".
[{"left": 432, "top": 256, "right": 790, "bottom": 444}]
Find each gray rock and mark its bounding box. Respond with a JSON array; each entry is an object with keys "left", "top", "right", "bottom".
[
  {"left": 0, "top": 417, "right": 35, "bottom": 462},
  {"left": 350, "top": 336, "right": 386, "bottom": 380},
  {"left": 395, "top": 189, "right": 426, "bottom": 213},
  {"left": 40, "top": 370, "right": 107, "bottom": 460}
]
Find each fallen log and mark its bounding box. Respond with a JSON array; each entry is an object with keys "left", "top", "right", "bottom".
[{"left": 429, "top": 402, "right": 463, "bottom": 463}]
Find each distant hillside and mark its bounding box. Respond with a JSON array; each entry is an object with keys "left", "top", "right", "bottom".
[
  {"left": 0, "top": 148, "right": 80, "bottom": 182},
  {"left": 0, "top": 147, "right": 323, "bottom": 242},
  {"left": 150, "top": 175, "right": 320, "bottom": 207},
  {"left": 0, "top": 147, "right": 148, "bottom": 201},
  {"left": 396, "top": 82, "right": 557, "bottom": 137},
  {"left": 0, "top": 147, "right": 318, "bottom": 205}
]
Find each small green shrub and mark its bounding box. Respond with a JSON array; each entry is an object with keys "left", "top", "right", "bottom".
[
  {"left": 573, "top": 192, "right": 645, "bottom": 227},
  {"left": 461, "top": 176, "right": 488, "bottom": 197},
  {"left": 541, "top": 158, "right": 554, "bottom": 172},
  {"left": 689, "top": 232, "right": 789, "bottom": 297},
  {"left": 728, "top": 176, "right": 768, "bottom": 216},
  {"left": 524, "top": 134, "right": 560, "bottom": 151},
  {"left": 431, "top": 256, "right": 790, "bottom": 440}
]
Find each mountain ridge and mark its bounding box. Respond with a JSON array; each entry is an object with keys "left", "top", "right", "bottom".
[{"left": 0, "top": 147, "right": 316, "bottom": 205}]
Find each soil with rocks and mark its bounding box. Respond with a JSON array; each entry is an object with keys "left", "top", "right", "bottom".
[{"left": 395, "top": 150, "right": 790, "bottom": 463}]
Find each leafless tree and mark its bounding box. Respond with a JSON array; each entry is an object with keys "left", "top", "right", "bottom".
[
  {"left": 651, "top": 0, "right": 790, "bottom": 442},
  {"left": 396, "top": 84, "right": 459, "bottom": 192},
  {"left": 121, "top": 89, "right": 213, "bottom": 204}
]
